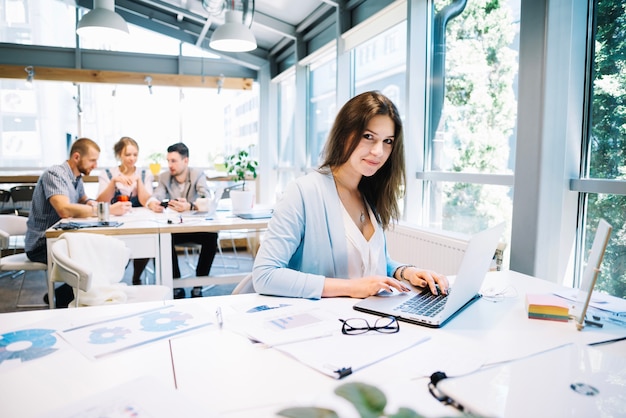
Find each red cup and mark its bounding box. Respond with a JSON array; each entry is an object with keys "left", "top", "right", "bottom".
[{"left": 118, "top": 195, "right": 129, "bottom": 202}]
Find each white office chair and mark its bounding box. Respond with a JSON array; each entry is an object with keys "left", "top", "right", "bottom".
[
  {"left": 0, "top": 214, "right": 48, "bottom": 308},
  {"left": 49, "top": 232, "right": 171, "bottom": 308},
  {"left": 231, "top": 272, "right": 255, "bottom": 295}
]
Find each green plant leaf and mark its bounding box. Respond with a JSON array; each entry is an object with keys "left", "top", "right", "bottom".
[
  {"left": 224, "top": 148, "right": 258, "bottom": 191},
  {"left": 277, "top": 407, "right": 339, "bottom": 418},
  {"left": 334, "top": 382, "right": 387, "bottom": 418},
  {"left": 388, "top": 407, "right": 423, "bottom": 418}
]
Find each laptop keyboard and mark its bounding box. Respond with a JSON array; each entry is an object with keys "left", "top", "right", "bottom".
[{"left": 395, "top": 290, "right": 449, "bottom": 317}]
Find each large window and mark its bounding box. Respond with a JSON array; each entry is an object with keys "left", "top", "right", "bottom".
[
  {"left": 0, "top": 2, "right": 259, "bottom": 171},
  {"left": 576, "top": 0, "right": 626, "bottom": 298},
  {"left": 0, "top": 79, "right": 258, "bottom": 170},
  {"left": 423, "top": 0, "right": 520, "bottom": 246},
  {"left": 275, "top": 72, "right": 299, "bottom": 199},
  {"left": 353, "top": 20, "right": 407, "bottom": 119},
  {"left": 307, "top": 51, "right": 337, "bottom": 168}
]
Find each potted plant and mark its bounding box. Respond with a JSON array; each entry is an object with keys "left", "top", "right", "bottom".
[
  {"left": 147, "top": 152, "right": 165, "bottom": 176},
  {"left": 224, "top": 149, "right": 258, "bottom": 191},
  {"left": 224, "top": 148, "right": 258, "bottom": 214}
]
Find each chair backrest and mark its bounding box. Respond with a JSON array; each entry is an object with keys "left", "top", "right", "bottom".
[
  {"left": 0, "top": 189, "right": 10, "bottom": 203},
  {"left": 50, "top": 233, "right": 132, "bottom": 307},
  {"left": 221, "top": 183, "right": 244, "bottom": 199},
  {"left": 0, "top": 189, "right": 12, "bottom": 213},
  {"left": 231, "top": 272, "right": 255, "bottom": 294},
  {"left": 10, "top": 184, "right": 35, "bottom": 200},
  {"left": 0, "top": 229, "right": 9, "bottom": 251},
  {"left": 0, "top": 214, "right": 28, "bottom": 237},
  {"left": 51, "top": 239, "right": 92, "bottom": 292},
  {"left": 0, "top": 215, "right": 28, "bottom": 252},
  {"left": 10, "top": 185, "right": 36, "bottom": 215}
]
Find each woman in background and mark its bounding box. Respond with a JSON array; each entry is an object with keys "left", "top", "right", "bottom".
[
  {"left": 97, "top": 136, "right": 153, "bottom": 285},
  {"left": 253, "top": 91, "right": 448, "bottom": 299}
]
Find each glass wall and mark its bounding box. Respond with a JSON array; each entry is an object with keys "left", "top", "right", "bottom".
[
  {"left": 577, "top": 0, "right": 626, "bottom": 298},
  {"left": 424, "top": 0, "right": 520, "bottom": 241},
  {"left": 353, "top": 20, "right": 407, "bottom": 119},
  {"left": 307, "top": 51, "right": 337, "bottom": 168},
  {"left": 1, "top": 0, "right": 76, "bottom": 48},
  {"left": 0, "top": 2, "right": 259, "bottom": 172},
  {"left": 0, "top": 79, "right": 258, "bottom": 170},
  {"left": 275, "top": 72, "right": 299, "bottom": 199}
]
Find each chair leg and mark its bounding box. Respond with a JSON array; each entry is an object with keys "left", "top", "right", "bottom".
[
  {"left": 15, "top": 270, "right": 48, "bottom": 308},
  {"left": 216, "top": 233, "right": 241, "bottom": 269}
]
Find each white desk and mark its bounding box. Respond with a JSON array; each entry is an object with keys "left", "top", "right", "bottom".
[
  {"left": 1, "top": 271, "right": 625, "bottom": 417},
  {"left": 45, "top": 208, "right": 269, "bottom": 293}
]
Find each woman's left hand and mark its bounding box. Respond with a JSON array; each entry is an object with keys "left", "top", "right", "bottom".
[{"left": 402, "top": 267, "right": 449, "bottom": 295}]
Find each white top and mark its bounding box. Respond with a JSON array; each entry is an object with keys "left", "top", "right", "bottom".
[
  {"left": 97, "top": 166, "right": 153, "bottom": 198},
  {"left": 342, "top": 203, "right": 386, "bottom": 278}
]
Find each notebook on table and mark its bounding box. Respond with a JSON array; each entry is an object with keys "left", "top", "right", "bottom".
[
  {"left": 353, "top": 223, "right": 505, "bottom": 328},
  {"left": 236, "top": 208, "right": 273, "bottom": 219}
]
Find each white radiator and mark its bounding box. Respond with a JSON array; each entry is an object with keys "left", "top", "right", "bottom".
[{"left": 385, "top": 223, "right": 470, "bottom": 276}]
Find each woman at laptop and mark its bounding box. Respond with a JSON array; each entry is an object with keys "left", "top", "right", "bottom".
[{"left": 253, "top": 91, "right": 448, "bottom": 299}]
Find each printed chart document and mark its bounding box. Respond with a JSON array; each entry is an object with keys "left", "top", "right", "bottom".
[
  {"left": 229, "top": 303, "right": 339, "bottom": 347},
  {"left": 59, "top": 305, "right": 214, "bottom": 360}
]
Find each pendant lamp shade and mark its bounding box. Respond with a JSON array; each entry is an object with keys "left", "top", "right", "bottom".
[
  {"left": 76, "top": 0, "right": 129, "bottom": 41},
  {"left": 209, "top": 10, "right": 257, "bottom": 52}
]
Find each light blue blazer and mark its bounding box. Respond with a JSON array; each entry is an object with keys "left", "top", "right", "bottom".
[{"left": 252, "top": 171, "right": 401, "bottom": 299}]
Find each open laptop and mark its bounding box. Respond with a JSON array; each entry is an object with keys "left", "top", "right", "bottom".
[
  {"left": 354, "top": 223, "right": 505, "bottom": 328},
  {"left": 433, "top": 343, "right": 626, "bottom": 417}
]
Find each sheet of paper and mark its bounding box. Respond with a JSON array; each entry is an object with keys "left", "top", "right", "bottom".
[
  {"left": 59, "top": 304, "right": 213, "bottom": 360},
  {"left": 553, "top": 289, "right": 626, "bottom": 315},
  {"left": 228, "top": 303, "right": 340, "bottom": 346},
  {"left": 0, "top": 327, "right": 68, "bottom": 372},
  {"left": 39, "top": 376, "right": 216, "bottom": 418}
]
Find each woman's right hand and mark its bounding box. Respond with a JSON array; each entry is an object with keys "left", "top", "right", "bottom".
[
  {"left": 115, "top": 174, "right": 134, "bottom": 186},
  {"left": 323, "top": 276, "right": 410, "bottom": 299}
]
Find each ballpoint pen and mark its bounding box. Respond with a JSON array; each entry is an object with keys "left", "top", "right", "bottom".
[{"left": 216, "top": 306, "right": 223, "bottom": 329}]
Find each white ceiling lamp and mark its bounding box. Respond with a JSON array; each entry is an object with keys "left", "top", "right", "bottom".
[
  {"left": 76, "top": 0, "right": 129, "bottom": 42},
  {"left": 209, "top": 0, "right": 257, "bottom": 52}
]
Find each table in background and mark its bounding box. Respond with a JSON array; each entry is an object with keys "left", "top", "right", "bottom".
[
  {"left": 45, "top": 208, "right": 269, "bottom": 291},
  {"left": 0, "top": 270, "right": 624, "bottom": 417}
]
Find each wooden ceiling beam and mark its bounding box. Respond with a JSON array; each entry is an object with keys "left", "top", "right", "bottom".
[{"left": 0, "top": 64, "right": 253, "bottom": 90}]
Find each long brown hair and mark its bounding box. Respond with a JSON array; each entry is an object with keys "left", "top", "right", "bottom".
[{"left": 319, "top": 91, "right": 405, "bottom": 229}]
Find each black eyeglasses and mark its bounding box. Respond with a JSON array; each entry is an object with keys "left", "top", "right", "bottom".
[{"left": 339, "top": 316, "right": 399, "bottom": 335}]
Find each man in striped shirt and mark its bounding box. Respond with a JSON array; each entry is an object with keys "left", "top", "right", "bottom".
[{"left": 26, "top": 137, "right": 132, "bottom": 307}]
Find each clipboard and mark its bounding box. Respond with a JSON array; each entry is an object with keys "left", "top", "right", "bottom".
[{"left": 273, "top": 330, "right": 430, "bottom": 379}]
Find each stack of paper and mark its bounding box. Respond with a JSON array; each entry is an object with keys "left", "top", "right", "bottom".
[{"left": 525, "top": 293, "right": 571, "bottom": 322}]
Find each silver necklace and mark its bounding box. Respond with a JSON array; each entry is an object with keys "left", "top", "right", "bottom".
[{"left": 334, "top": 173, "right": 366, "bottom": 225}]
